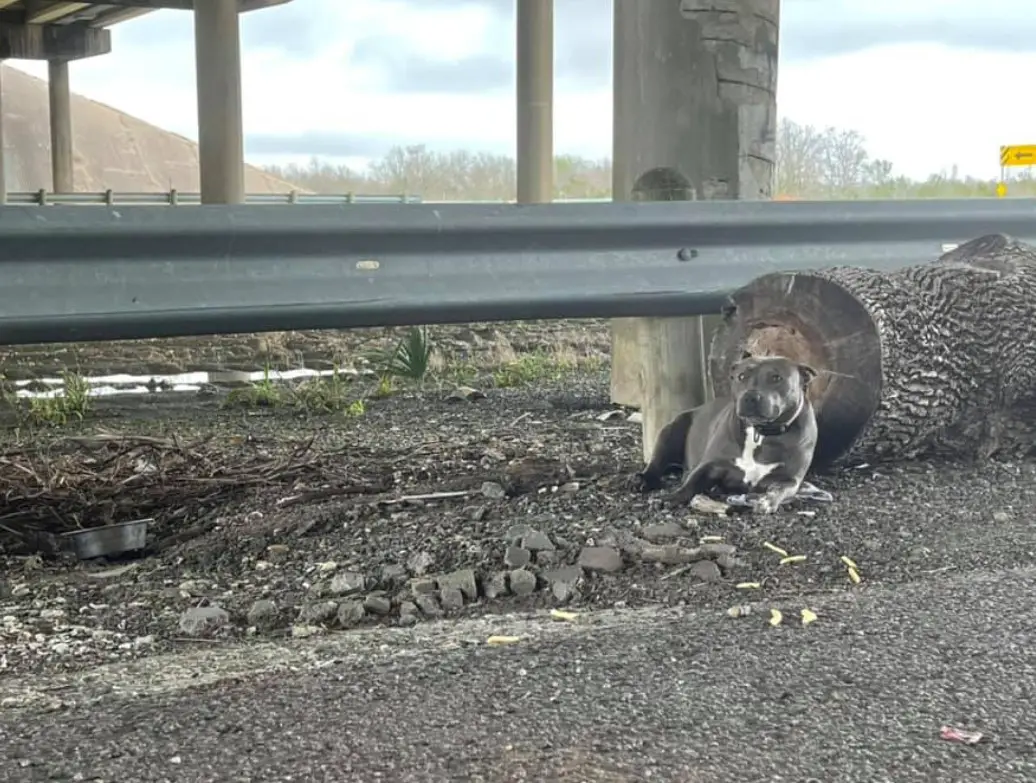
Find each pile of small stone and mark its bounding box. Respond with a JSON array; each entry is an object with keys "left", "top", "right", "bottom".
[{"left": 269, "top": 520, "right": 743, "bottom": 638}]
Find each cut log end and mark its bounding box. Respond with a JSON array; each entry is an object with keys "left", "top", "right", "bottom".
[
  {"left": 709, "top": 270, "right": 883, "bottom": 468},
  {"left": 710, "top": 234, "right": 1036, "bottom": 468}
]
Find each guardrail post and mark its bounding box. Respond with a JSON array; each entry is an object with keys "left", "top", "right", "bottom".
[{"left": 611, "top": 0, "right": 780, "bottom": 461}]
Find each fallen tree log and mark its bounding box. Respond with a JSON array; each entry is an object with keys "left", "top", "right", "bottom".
[{"left": 708, "top": 234, "right": 1036, "bottom": 469}]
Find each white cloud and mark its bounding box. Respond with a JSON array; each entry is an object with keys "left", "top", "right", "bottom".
[{"left": 8, "top": 1, "right": 1035, "bottom": 181}]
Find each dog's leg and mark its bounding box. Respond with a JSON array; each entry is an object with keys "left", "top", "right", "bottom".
[
  {"left": 639, "top": 410, "right": 695, "bottom": 492},
  {"left": 668, "top": 460, "right": 724, "bottom": 506},
  {"left": 745, "top": 476, "right": 801, "bottom": 515}
]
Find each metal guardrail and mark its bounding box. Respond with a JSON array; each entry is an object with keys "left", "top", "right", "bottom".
[
  {"left": 3, "top": 190, "right": 421, "bottom": 206},
  {"left": 0, "top": 198, "right": 1033, "bottom": 346}
]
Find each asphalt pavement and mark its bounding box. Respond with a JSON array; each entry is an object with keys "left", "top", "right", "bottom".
[{"left": 3, "top": 563, "right": 1036, "bottom": 783}]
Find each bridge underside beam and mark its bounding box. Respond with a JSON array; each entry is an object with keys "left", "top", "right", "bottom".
[{"left": 0, "top": 23, "right": 110, "bottom": 60}]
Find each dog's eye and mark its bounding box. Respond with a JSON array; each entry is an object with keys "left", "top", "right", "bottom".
[
  {"left": 769, "top": 373, "right": 782, "bottom": 384},
  {"left": 736, "top": 372, "right": 747, "bottom": 382}
]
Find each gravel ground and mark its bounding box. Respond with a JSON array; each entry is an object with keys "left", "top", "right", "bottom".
[
  {"left": 2, "top": 363, "right": 1036, "bottom": 780},
  {"left": 4, "top": 569, "right": 1036, "bottom": 782},
  {"left": 1, "top": 368, "right": 1034, "bottom": 683}
]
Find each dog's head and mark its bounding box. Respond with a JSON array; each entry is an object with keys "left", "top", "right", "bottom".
[{"left": 729, "top": 354, "right": 816, "bottom": 427}]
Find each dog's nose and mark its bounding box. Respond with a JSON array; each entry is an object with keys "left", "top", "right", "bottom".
[{"left": 739, "top": 390, "right": 763, "bottom": 415}]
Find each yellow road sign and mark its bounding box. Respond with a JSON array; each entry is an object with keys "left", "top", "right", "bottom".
[
  {"left": 1000, "top": 144, "right": 1036, "bottom": 167},
  {"left": 996, "top": 182, "right": 1007, "bottom": 198}
]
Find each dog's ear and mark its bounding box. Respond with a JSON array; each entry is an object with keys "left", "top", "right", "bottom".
[{"left": 798, "top": 364, "right": 818, "bottom": 387}]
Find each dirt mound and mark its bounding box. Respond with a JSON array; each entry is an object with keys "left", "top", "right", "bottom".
[{"left": 1, "top": 63, "right": 299, "bottom": 194}]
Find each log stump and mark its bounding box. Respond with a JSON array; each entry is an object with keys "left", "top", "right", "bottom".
[{"left": 708, "top": 234, "right": 1036, "bottom": 469}]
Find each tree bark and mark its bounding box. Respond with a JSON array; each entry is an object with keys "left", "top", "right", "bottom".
[{"left": 708, "top": 234, "right": 1036, "bottom": 468}]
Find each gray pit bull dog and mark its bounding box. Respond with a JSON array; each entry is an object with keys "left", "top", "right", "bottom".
[{"left": 638, "top": 354, "right": 819, "bottom": 514}]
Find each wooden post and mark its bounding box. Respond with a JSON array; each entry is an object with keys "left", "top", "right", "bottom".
[{"left": 611, "top": 0, "right": 779, "bottom": 461}]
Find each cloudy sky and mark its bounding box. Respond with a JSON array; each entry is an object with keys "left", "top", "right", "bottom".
[{"left": 11, "top": 0, "right": 1035, "bottom": 180}]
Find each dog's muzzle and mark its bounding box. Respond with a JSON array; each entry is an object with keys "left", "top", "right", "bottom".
[{"left": 736, "top": 390, "right": 785, "bottom": 423}]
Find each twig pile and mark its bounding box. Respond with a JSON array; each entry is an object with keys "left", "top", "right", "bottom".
[{"left": 0, "top": 431, "right": 386, "bottom": 550}]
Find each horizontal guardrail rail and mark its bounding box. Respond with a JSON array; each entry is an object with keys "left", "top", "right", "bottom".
[
  {"left": 0, "top": 197, "right": 1033, "bottom": 345},
  {"left": 3, "top": 190, "right": 421, "bottom": 206}
]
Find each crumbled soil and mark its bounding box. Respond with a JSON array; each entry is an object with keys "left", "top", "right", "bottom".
[{"left": 2, "top": 364, "right": 1033, "bottom": 682}]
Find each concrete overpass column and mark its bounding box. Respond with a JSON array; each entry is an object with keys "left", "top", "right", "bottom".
[
  {"left": 47, "top": 59, "right": 73, "bottom": 193},
  {"left": 610, "top": 0, "right": 780, "bottom": 461},
  {"left": 515, "top": 0, "right": 553, "bottom": 203},
  {"left": 194, "top": 0, "right": 245, "bottom": 204}
]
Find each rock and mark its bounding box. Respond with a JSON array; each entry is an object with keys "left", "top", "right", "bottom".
[
  {"left": 509, "top": 568, "right": 538, "bottom": 596},
  {"left": 640, "top": 544, "right": 703, "bottom": 565},
  {"left": 542, "top": 565, "right": 584, "bottom": 603},
  {"left": 440, "top": 587, "right": 465, "bottom": 612},
  {"left": 993, "top": 510, "right": 1011, "bottom": 523},
  {"left": 398, "top": 601, "right": 420, "bottom": 626},
  {"left": 380, "top": 564, "right": 408, "bottom": 586},
  {"left": 560, "top": 481, "right": 580, "bottom": 493},
  {"left": 521, "top": 530, "right": 555, "bottom": 552},
  {"left": 246, "top": 599, "right": 280, "bottom": 629},
  {"left": 178, "top": 605, "right": 230, "bottom": 636},
  {"left": 265, "top": 544, "right": 290, "bottom": 563},
  {"left": 504, "top": 545, "right": 532, "bottom": 568},
  {"left": 551, "top": 580, "right": 577, "bottom": 603},
  {"left": 328, "top": 570, "right": 366, "bottom": 596},
  {"left": 689, "top": 560, "right": 723, "bottom": 583},
  {"left": 446, "top": 385, "right": 487, "bottom": 402},
  {"left": 641, "top": 522, "right": 689, "bottom": 542},
  {"left": 410, "top": 577, "right": 438, "bottom": 597},
  {"left": 480, "top": 481, "right": 507, "bottom": 499},
  {"left": 483, "top": 571, "right": 510, "bottom": 599},
  {"left": 178, "top": 580, "right": 209, "bottom": 598},
  {"left": 298, "top": 601, "right": 338, "bottom": 625},
  {"left": 542, "top": 565, "right": 583, "bottom": 585},
  {"left": 363, "top": 594, "right": 393, "bottom": 615},
  {"left": 336, "top": 600, "right": 366, "bottom": 628},
  {"left": 407, "top": 551, "right": 435, "bottom": 576},
  {"left": 415, "top": 594, "right": 444, "bottom": 618},
  {"left": 578, "top": 546, "right": 624, "bottom": 573},
  {"left": 291, "top": 623, "right": 322, "bottom": 639},
  {"left": 505, "top": 524, "right": 534, "bottom": 543},
  {"left": 701, "top": 542, "right": 738, "bottom": 558},
  {"left": 535, "top": 550, "right": 558, "bottom": 566},
  {"left": 437, "top": 568, "right": 479, "bottom": 600},
  {"left": 715, "top": 554, "right": 741, "bottom": 571}
]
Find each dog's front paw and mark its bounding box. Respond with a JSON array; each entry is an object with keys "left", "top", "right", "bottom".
[{"left": 635, "top": 469, "right": 663, "bottom": 494}]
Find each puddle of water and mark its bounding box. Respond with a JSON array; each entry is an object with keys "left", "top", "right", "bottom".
[{"left": 13, "top": 367, "right": 363, "bottom": 400}]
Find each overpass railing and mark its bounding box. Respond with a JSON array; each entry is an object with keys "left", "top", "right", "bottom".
[
  {"left": 2, "top": 190, "right": 421, "bottom": 206},
  {"left": 0, "top": 197, "right": 1033, "bottom": 346}
]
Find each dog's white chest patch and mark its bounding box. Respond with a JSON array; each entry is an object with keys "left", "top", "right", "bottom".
[{"left": 734, "top": 426, "right": 779, "bottom": 487}]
